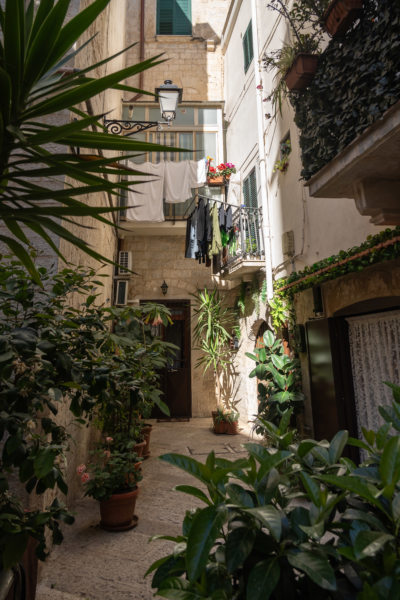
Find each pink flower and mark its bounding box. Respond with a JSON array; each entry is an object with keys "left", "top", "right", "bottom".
[
  {"left": 256, "top": 84, "right": 263, "bottom": 90},
  {"left": 76, "top": 464, "right": 86, "bottom": 474},
  {"left": 81, "top": 472, "right": 90, "bottom": 484},
  {"left": 105, "top": 437, "right": 113, "bottom": 444}
]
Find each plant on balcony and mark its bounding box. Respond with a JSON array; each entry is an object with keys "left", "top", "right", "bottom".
[
  {"left": 206, "top": 158, "right": 236, "bottom": 184},
  {"left": 148, "top": 385, "right": 400, "bottom": 599},
  {"left": 246, "top": 329, "right": 304, "bottom": 426},
  {"left": 264, "top": 1, "right": 324, "bottom": 113}
]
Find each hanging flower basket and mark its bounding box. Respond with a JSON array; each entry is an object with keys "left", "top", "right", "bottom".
[
  {"left": 284, "top": 53, "right": 319, "bottom": 91},
  {"left": 323, "top": 0, "right": 363, "bottom": 37}
]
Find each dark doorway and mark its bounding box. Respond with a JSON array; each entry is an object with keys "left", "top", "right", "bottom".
[
  {"left": 306, "top": 318, "right": 358, "bottom": 459},
  {"left": 150, "top": 300, "right": 192, "bottom": 419}
]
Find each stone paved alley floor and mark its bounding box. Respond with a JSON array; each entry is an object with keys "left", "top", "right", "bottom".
[{"left": 36, "top": 418, "right": 254, "bottom": 600}]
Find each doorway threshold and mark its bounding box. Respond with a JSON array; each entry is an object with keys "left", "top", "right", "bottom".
[{"left": 157, "top": 417, "right": 190, "bottom": 422}]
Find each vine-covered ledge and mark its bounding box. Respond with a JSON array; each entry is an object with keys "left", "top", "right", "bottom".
[
  {"left": 274, "top": 227, "right": 400, "bottom": 297},
  {"left": 291, "top": 0, "right": 400, "bottom": 181}
]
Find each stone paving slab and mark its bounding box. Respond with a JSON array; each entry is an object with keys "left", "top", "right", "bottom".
[{"left": 36, "top": 418, "right": 255, "bottom": 600}]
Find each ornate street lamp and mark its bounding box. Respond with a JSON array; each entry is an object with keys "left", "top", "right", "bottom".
[{"left": 104, "top": 80, "right": 183, "bottom": 136}]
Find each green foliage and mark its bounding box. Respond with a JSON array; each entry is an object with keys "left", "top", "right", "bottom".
[
  {"left": 192, "top": 288, "right": 233, "bottom": 376},
  {"left": 263, "top": 0, "right": 324, "bottom": 114},
  {"left": 78, "top": 446, "right": 142, "bottom": 502},
  {"left": 148, "top": 385, "right": 400, "bottom": 599},
  {"left": 268, "top": 292, "right": 294, "bottom": 331},
  {"left": 214, "top": 407, "right": 239, "bottom": 425},
  {"left": 0, "top": 0, "right": 181, "bottom": 281},
  {"left": 247, "top": 329, "right": 304, "bottom": 426},
  {"left": 291, "top": 0, "right": 400, "bottom": 179},
  {"left": 273, "top": 139, "right": 292, "bottom": 173},
  {"left": 275, "top": 227, "right": 400, "bottom": 298}
]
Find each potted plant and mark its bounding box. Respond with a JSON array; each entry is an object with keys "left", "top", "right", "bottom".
[
  {"left": 192, "top": 288, "right": 240, "bottom": 434},
  {"left": 264, "top": 1, "right": 325, "bottom": 112},
  {"left": 273, "top": 138, "right": 292, "bottom": 173},
  {"left": 212, "top": 406, "right": 240, "bottom": 435},
  {"left": 323, "top": 0, "right": 363, "bottom": 36},
  {"left": 206, "top": 157, "right": 236, "bottom": 186},
  {"left": 78, "top": 445, "right": 142, "bottom": 531}
]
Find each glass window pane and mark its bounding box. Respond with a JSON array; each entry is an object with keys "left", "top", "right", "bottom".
[
  {"left": 174, "top": 107, "right": 195, "bottom": 125},
  {"left": 177, "top": 132, "right": 193, "bottom": 161},
  {"left": 198, "top": 108, "right": 218, "bottom": 125},
  {"left": 131, "top": 106, "right": 147, "bottom": 121},
  {"left": 196, "top": 132, "right": 217, "bottom": 161},
  {"left": 127, "top": 133, "right": 147, "bottom": 164},
  {"left": 149, "top": 106, "right": 161, "bottom": 121}
]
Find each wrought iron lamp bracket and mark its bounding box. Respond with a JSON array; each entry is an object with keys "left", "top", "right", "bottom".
[{"left": 103, "top": 118, "right": 169, "bottom": 136}]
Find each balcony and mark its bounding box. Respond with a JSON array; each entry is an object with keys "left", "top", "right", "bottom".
[
  {"left": 213, "top": 205, "right": 265, "bottom": 282},
  {"left": 290, "top": 1, "right": 400, "bottom": 225}
]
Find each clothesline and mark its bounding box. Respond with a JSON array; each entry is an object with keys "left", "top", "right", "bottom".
[{"left": 183, "top": 193, "right": 261, "bottom": 218}]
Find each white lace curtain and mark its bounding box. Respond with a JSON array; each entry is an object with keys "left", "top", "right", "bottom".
[{"left": 347, "top": 310, "right": 400, "bottom": 437}]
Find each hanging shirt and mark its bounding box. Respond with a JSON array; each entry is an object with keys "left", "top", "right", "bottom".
[
  {"left": 185, "top": 210, "right": 199, "bottom": 259},
  {"left": 226, "top": 171, "right": 241, "bottom": 207},
  {"left": 125, "top": 162, "right": 165, "bottom": 222},
  {"left": 209, "top": 202, "right": 222, "bottom": 257}
]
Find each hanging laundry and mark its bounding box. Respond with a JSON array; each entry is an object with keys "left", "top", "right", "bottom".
[
  {"left": 209, "top": 202, "right": 222, "bottom": 257},
  {"left": 125, "top": 162, "right": 165, "bottom": 222},
  {"left": 164, "top": 161, "right": 193, "bottom": 203},
  {"left": 189, "top": 158, "right": 207, "bottom": 188},
  {"left": 195, "top": 198, "right": 213, "bottom": 264},
  {"left": 226, "top": 171, "right": 241, "bottom": 207},
  {"left": 185, "top": 209, "right": 199, "bottom": 259}
]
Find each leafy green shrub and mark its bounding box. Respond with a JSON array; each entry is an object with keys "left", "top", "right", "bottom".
[
  {"left": 147, "top": 385, "right": 400, "bottom": 599},
  {"left": 247, "top": 329, "right": 304, "bottom": 426}
]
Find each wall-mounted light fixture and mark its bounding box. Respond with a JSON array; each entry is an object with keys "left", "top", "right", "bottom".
[
  {"left": 161, "top": 280, "right": 168, "bottom": 296},
  {"left": 104, "top": 80, "right": 183, "bottom": 136}
]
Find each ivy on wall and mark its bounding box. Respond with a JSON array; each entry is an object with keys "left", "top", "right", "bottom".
[
  {"left": 291, "top": 0, "right": 400, "bottom": 180},
  {"left": 274, "top": 227, "right": 400, "bottom": 298}
]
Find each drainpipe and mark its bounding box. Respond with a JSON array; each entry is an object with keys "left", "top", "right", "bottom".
[
  {"left": 250, "top": 0, "right": 274, "bottom": 300},
  {"left": 129, "top": 0, "right": 145, "bottom": 102}
]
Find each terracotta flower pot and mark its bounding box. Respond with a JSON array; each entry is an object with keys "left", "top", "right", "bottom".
[
  {"left": 225, "top": 421, "right": 239, "bottom": 435},
  {"left": 323, "top": 0, "right": 363, "bottom": 37},
  {"left": 284, "top": 54, "right": 319, "bottom": 91},
  {"left": 141, "top": 424, "right": 152, "bottom": 459},
  {"left": 99, "top": 487, "right": 139, "bottom": 531},
  {"left": 207, "top": 175, "right": 225, "bottom": 186},
  {"left": 133, "top": 440, "right": 146, "bottom": 457}
]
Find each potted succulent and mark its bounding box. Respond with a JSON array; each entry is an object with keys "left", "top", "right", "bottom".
[{"left": 78, "top": 444, "right": 142, "bottom": 531}]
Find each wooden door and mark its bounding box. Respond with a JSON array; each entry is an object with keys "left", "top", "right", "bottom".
[
  {"left": 153, "top": 300, "right": 192, "bottom": 418},
  {"left": 306, "top": 318, "right": 358, "bottom": 446}
]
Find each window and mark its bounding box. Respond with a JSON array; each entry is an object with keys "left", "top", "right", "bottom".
[
  {"left": 242, "top": 20, "right": 253, "bottom": 73},
  {"left": 157, "top": 0, "right": 192, "bottom": 35},
  {"left": 243, "top": 168, "right": 261, "bottom": 254},
  {"left": 121, "top": 104, "right": 223, "bottom": 220}
]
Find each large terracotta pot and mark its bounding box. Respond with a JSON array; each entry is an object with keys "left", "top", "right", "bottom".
[
  {"left": 323, "top": 0, "right": 363, "bottom": 37},
  {"left": 225, "top": 421, "right": 239, "bottom": 435},
  {"left": 141, "top": 423, "right": 153, "bottom": 459},
  {"left": 99, "top": 487, "right": 139, "bottom": 531},
  {"left": 133, "top": 440, "right": 146, "bottom": 457},
  {"left": 284, "top": 54, "right": 319, "bottom": 91}
]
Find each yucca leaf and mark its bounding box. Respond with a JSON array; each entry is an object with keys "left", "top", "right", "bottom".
[{"left": 0, "top": 234, "right": 41, "bottom": 285}]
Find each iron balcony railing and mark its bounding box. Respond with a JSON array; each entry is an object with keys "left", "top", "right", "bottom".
[{"left": 213, "top": 205, "right": 264, "bottom": 274}]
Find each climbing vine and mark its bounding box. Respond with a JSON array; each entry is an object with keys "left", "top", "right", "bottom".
[
  {"left": 275, "top": 227, "right": 400, "bottom": 298},
  {"left": 291, "top": 0, "right": 400, "bottom": 180}
]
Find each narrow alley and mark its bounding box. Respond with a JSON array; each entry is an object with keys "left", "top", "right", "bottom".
[{"left": 36, "top": 420, "right": 253, "bottom": 600}]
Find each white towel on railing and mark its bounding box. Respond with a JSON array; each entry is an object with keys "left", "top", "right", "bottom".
[
  {"left": 125, "top": 162, "right": 165, "bottom": 222},
  {"left": 226, "top": 171, "right": 241, "bottom": 207},
  {"left": 164, "top": 161, "right": 193, "bottom": 203},
  {"left": 189, "top": 158, "right": 207, "bottom": 188}
]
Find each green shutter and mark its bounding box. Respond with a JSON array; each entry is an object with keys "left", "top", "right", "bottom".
[
  {"left": 243, "top": 20, "right": 254, "bottom": 73},
  {"left": 157, "top": 0, "right": 191, "bottom": 35},
  {"left": 174, "top": 0, "right": 191, "bottom": 34},
  {"left": 243, "top": 169, "right": 259, "bottom": 253},
  {"left": 244, "top": 169, "right": 257, "bottom": 209}
]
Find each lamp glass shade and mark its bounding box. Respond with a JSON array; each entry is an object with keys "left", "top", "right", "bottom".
[{"left": 156, "top": 80, "right": 182, "bottom": 122}]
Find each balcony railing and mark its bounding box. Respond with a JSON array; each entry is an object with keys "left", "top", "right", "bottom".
[{"left": 213, "top": 205, "right": 265, "bottom": 279}]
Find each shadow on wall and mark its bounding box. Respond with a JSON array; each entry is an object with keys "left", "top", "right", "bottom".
[{"left": 193, "top": 22, "right": 221, "bottom": 43}]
